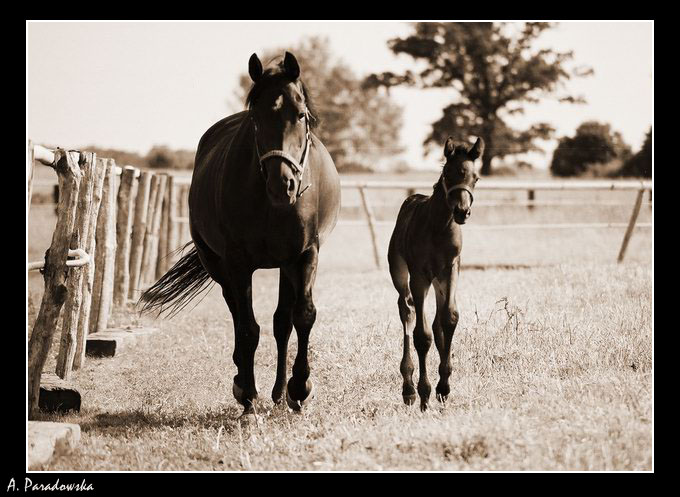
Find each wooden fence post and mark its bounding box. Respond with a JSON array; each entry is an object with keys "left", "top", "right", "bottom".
[
  {"left": 90, "top": 159, "right": 117, "bottom": 335},
  {"left": 113, "top": 167, "right": 138, "bottom": 306},
  {"left": 167, "top": 176, "right": 179, "bottom": 266},
  {"left": 617, "top": 189, "right": 645, "bottom": 263},
  {"left": 156, "top": 176, "right": 170, "bottom": 279},
  {"left": 73, "top": 158, "right": 106, "bottom": 369},
  {"left": 128, "top": 171, "right": 153, "bottom": 300},
  {"left": 55, "top": 152, "right": 97, "bottom": 380},
  {"left": 28, "top": 150, "right": 82, "bottom": 419},
  {"left": 180, "top": 184, "right": 190, "bottom": 244},
  {"left": 142, "top": 173, "right": 167, "bottom": 286},
  {"left": 358, "top": 186, "right": 381, "bottom": 269},
  {"left": 27, "top": 140, "right": 35, "bottom": 217},
  {"left": 528, "top": 189, "right": 535, "bottom": 211}
]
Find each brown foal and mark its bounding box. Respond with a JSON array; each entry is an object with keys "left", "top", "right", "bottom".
[{"left": 388, "top": 137, "right": 484, "bottom": 411}]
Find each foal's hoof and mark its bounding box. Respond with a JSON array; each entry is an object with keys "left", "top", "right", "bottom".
[
  {"left": 420, "top": 400, "right": 429, "bottom": 412},
  {"left": 403, "top": 393, "right": 417, "bottom": 406},
  {"left": 286, "top": 380, "right": 315, "bottom": 412},
  {"left": 436, "top": 393, "right": 449, "bottom": 403}
]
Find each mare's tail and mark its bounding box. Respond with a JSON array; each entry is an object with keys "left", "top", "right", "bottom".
[{"left": 138, "top": 242, "right": 213, "bottom": 317}]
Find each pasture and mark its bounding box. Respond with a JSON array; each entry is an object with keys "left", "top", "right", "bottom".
[{"left": 27, "top": 173, "right": 653, "bottom": 471}]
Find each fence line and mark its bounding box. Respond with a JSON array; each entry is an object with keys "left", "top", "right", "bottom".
[{"left": 27, "top": 145, "right": 191, "bottom": 419}]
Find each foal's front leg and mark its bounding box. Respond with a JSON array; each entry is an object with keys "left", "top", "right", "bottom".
[
  {"left": 410, "top": 273, "right": 433, "bottom": 411},
  {"left": 433, "top": 260, "right": 460, "bottom": 402},
  {"left": 284, "top": 246, "right": 319, "bottom": 411}
]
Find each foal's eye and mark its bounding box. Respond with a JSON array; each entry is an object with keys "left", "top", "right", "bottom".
[{"left": 298, "top": 113, "right": 306, "bottom": 121}]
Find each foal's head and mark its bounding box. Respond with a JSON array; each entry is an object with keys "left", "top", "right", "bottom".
[
  {"left": 440, "top": 137, "right": 484, "bottom": 225},
  {"left": 246, "top": 52, "right": 318, "bottom": 207}
]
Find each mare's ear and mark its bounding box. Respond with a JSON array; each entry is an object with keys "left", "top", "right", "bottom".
[
  {"left": 444, "top": 137, "right": 456, "bottom": 158},
  {"left": 283, "top": 51, "right": 300, "bottom": 80},
  {"left": 469, "top": 137, "right": 485, "bottom": 161},
  {"left": 249, "top": 53, "right": 263, "bottom": 82}
]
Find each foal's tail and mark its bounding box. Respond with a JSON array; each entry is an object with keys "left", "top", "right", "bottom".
[{"left": 138, "top": 242, "right": 214, "bottom": 318}]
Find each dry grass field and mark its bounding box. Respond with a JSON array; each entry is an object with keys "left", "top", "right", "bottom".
[{"left": 27, "top": 172, "right": 653, "bottom": 471}]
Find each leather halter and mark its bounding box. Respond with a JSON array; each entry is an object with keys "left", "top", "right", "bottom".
[
  {"left": 252, "top": 108, "right": 312, "bottom": 198},
  {"left": 440, "top": 174, "right": 475, "bottom": 206}
]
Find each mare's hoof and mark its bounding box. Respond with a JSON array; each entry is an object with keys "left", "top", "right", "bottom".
[
  {"left": 436, "top": 392, "right": 449, "bottom": 403},
  {"left": 403, "top": 393, "right": 417, "bottom": 406},
  {"left": 237, "top": 410, "right": 260, "bottom": 429},
  {"left": 286, "top": 381, "right": 315, "bottom": 411},
  {"left": 233, "top": 381, "right": 258, "bottom": 407},
  {"left": 233, "top": 381, "right": 246, "bottom": 405},
  {"left": 420, "top": 400, "right": 429, "bottom": 412}
]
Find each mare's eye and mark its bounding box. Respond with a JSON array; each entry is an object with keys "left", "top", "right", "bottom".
[{"left": 298, "top": 113, "right": 306, "bottom": 121}]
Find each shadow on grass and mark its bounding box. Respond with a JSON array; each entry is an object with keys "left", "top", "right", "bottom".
[{"left": 80, "top": 406, "right": 245, "bottom": 435}]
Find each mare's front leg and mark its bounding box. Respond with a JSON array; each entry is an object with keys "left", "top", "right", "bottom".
[
  {"left": 283, "top": 245, "right": 319, "bottom": 411},
  {"left": 272, "top": 270, "right": 295, "bottom": 404},
  {"left": 227, "top": 263, "right": 261, "bottom": 415},
  {"left": 410, "top": 273, "right": 433, "bottom": 411},
  {"left": 432, "top": 258, "right": 460, "bottom": 402}
]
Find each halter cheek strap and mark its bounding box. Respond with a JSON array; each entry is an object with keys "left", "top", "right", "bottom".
[
  {"left": 253, "top": 108, "right": 313, "bottom": 198},
  {"left": 440, "top": 175, "right": 475, "bottom": 205}
]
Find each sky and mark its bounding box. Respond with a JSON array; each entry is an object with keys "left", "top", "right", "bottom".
[{"left": 27, "top": 21, "right": 653, "bottom": 170}]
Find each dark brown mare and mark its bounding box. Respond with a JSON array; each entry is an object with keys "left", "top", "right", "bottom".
[
  {"left": 140, "top": 52, "right": 341, "bottom": 416},
  {"left": 387, "top": 137, "right": 484, "bottom": 411}
]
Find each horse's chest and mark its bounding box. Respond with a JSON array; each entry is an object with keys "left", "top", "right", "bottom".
[{"left": 226, "top": 208, "right": 315, "bottom": 267}]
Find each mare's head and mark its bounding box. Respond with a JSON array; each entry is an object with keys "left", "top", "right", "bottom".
[
  {"left": 246, "top": 52, "right": 318, "bottom": 207},
  {"left": 440, "top": 137, "right": 484, "bottom": 224}
]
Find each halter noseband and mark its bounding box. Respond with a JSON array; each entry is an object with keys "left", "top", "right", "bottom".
[
  {"left": 253, "top": 108, "right": 313, "bottom": 198},
  {"left": 440, "top": 174, "right": 475, "bottom": 206}
]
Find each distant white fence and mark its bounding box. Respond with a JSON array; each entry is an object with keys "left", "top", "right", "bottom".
[
  {"left": 32, "top": 146, "right": 652, "bottom": 268},
  {"left": 337, "top": 179, "right": 652, "bottom": 267}
]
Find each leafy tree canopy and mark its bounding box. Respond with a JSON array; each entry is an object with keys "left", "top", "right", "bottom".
[
  {"left": 236, "top": 37, "right": 404, "bottom": 172},
  {"left": 365, "top": 22, "right": 592, "bottom": 175},
  {"left": 550, "top": 121, "right": 632, "bottom": 177}
]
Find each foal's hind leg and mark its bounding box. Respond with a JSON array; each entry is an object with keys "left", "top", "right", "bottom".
[
  {"left": 388, "top": 254, "right": 416, "bottom": 405},
  {"left": 432, "top": 259, "right": 461, "bottom": 403}
]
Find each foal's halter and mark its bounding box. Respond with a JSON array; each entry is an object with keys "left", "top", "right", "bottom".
[
  {"left": 440, "top": 174, "right": 475, "bottom": 207},
  {"left": 252, "top": 108, "right": 313, "bottom": 198}
]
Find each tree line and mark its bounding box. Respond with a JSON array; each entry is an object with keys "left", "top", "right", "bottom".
[{"left": 83, "top": 23, "right": 651, "bottom": 179}]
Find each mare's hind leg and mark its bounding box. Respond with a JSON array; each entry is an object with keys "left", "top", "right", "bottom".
[
  {"left": 192, "top": 236, "right": 248, "bottom": 408},
  {"left": 272, "top": 270, "right": 295, "bottom": 404},
  {"left": 283, "top": 245, "right": 319, "bottom": 410},
  {"left": 410, "top": 273, "right": 433, "bottom": 411},
  {"left": 388, "top": 252, "right": 416, "bottom": 405},
  {"left": 432, "top": 258, "right": 461, "bottom": 402}
]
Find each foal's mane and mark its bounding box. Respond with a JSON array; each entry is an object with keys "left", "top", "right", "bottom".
[{"left": 245, "top": 62, "right": 320, "bottom": 129}]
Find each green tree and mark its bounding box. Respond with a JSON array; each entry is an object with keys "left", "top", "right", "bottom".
[
  {"left": 236, "top": 37, "right": 404, "bottom": 172},
  {"left": 364, "top": 22, "right": 592, "bottom": 175},
  {"left": 618, "top": 127, "right": 652, "bottom": 178}
]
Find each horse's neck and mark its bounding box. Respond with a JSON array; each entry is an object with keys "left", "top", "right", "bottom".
[{"left": 425, "top": 182, "right": 454, "bottom": 233}]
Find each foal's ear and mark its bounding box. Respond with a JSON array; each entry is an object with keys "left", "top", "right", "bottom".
[
  {"left": 283, "top": 51, "right": 301, "bottom": 80},
  {"left": 444, "top": 137, "right": 456, "bottom": 158},
  {"left": 249, "top": 53, "right": 263, "bottom": 82},
  {"left": 469, "top": 137, "right": 485, "bottom": 161}
]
